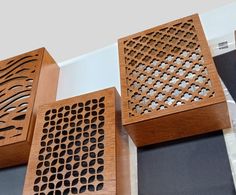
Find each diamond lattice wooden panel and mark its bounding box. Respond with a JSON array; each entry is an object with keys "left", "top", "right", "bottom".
[
  {"left": 23, "top": 88, "right": 130, "bottom": 195},
  {"left": 0, "top": 48, "right": 59, "bottom": 168},
  {"left": 118, "top": 14, "right": 231, "bottom": 147}
]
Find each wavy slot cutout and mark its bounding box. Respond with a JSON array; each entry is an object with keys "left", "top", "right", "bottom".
[{"left": 0, "top": 53, "right": 39, "bottom": 140}]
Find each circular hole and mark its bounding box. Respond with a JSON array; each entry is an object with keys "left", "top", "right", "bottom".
[
  {"left": 89, "top": 168, "right": 95, "bottom": 174},
  {"left": 80, "top": 177, "right": 87, "bottom": 184},
  {"left": 57, "top": 173, "right": 63, "bottom": 180},
  {"left": 49, "top": 183, "right": 54, "bottom": 189},
  {"left": 82, "top": 146, "right": 88, "bottom": 152},
  {"left": 98, "top": 129, "right": 104, "bottom": 134},
  {"left": 66, "top": 164, "right": 72, "bottom": 170},
  {"left": 97, "top": 174, "right": 104, "bottom": 181},
  {"left": 88, "top": 185, "right": 95, "bottom": 192},
  {"left": 67, "top": 149, "right": 73, "bottom": 155},
  {"left": 85, "top": 107, "right": 90, "bottom": 111},
  {"left": 71, "top": 110, "right": 76, "bottom": 115},
  {"left": 73, "top": 171, "right": 79, "bottom": 177},
  {"left": 90, "top": 152, "right": 96, "bottom": 158},
  {"left": 76, "top": 127, "right": 82, "bottom": 133},
  {"left": 44, "top": 161, "right": 50, "bottom": 167},
  {"left": 41, "top": 177, "right": 47, "bottom": 183},
  {"left": 33, "top": 185, "right": 39, "bottom": 192},
  {"left": 91, "top": 124, "right": 97, "bottom": 129},
  {"left": 90, "top": 138, "right": 96, "bottom": 143},
  {"left": 97, "top": 158, "right": 104, "bottom": 164},
  {"left": 84, "top": 119, "right": 90, "bottom": 124},
  {"left": 74, "top": 155, "right": 80, "bottom": 161},
  {"left": 75, "top": 141, "right": 81, "bottom": 146}
]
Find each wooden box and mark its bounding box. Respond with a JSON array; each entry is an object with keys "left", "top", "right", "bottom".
[
  {"left": 23, "top": 88, "right": 130, "bottom": 195},
  {"left": 118, "top": 14, "right": 231, "bottom": 147},
  {"left": 0, "top": 48, "right": 59, "bottom": 168}
]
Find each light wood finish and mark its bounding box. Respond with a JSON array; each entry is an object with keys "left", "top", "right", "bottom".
[
  {"left": 0, "top": 48, "right": 59, "bottom": 168},
  {"left": 23, "top": 88, "right": 130, "bottom": 195},
  {"left": 118, "top": 14, "right": 231, "bottom": 147}
]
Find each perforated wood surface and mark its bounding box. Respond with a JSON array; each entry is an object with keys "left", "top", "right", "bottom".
[
  {"left": 0, "top": 48, "right": 59, "bottom": 168},
  {"left": 0, "top": 51, "right": 41, "bottom": 143},
  {"left": 119, "top": 14, "right": 230, "bottom": 146},
  {"left": 23, "top": 88, "right": 130, "bottom": 195}
]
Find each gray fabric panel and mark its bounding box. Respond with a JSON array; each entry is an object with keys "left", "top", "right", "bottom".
[
  {"left": 138, "top": 131, "right": 236, "bottom": 195},
  {"left": 0, "top": 165, "right": 26, "bottom": 195}
]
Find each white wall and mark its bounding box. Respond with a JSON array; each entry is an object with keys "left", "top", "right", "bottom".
[{"left": 0, "top": 0, "right": 234, "bottom": 62}]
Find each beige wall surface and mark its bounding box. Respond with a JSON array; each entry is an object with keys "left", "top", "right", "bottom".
[{"left": 0, "top": 0, "right": 234, "bottom": 62}]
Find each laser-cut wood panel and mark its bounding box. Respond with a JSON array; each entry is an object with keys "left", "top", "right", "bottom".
[
  {"left": 23, "top": 88, "right": 130, "bottom": 195},
  {"left": 118, "top": 14, "right": 231, "bottom": 147},
  {"left": 0, "top": 48, "right": 59, "bottom": 168}
]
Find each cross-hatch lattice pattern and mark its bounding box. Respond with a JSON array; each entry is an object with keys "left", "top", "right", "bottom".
[
  {"left": 0, "top": 54, "right": 38, "bottom": 140},
  {"left": 122, "top": 18, "right": 215, "bottom": 117},
  {"left": 33, "top": 97, "right": 105, "bottom": 195}
]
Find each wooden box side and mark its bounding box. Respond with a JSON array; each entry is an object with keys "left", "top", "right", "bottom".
[
  {"left": 23, "top": 88, "right": 119, "bottom": 195},
  {"left": 114, "top": 90, "right": 131, "bottom": 195},
  {"left": 126, "top": 101, "right": 230, "bottom": 147},
  {"left": 118, "top": 14, "right": 226, "bottom": 127},
  {"left": 26, "top": 48, "right": 60, "bottom": 144}
]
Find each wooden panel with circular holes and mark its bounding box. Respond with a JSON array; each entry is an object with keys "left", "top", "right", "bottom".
[{"left": 23, "top": 88, "right": 130, "bottom": 195}]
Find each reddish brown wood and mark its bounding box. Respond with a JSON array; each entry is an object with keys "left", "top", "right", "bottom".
[
  {"left": 0, "top": 48, "right": 59, "bottom": 168},
  {"left": 118, "top": 14, "right": 231, "bottom": 147},
  {"left": 23, "top": 88, "right": 130, "bottom": 195}
]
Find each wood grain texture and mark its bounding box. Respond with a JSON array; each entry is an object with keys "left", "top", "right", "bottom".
[
  {"left": 0, "top": 48, "right": 59, "bottom": 168},
  {"left": 23, "top": 88, "right": 130, "bottom": 195},
  {"left": 118, "top": 14, "right": 231, "bottom": 146}
]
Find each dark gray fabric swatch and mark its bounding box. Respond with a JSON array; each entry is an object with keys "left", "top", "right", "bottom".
[{"left": 138, "top": 131, "right": 236, "bottom": 195}]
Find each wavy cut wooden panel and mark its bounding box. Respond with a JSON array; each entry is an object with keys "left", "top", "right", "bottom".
[
  {"left": 0, "top": 48, "right": 59, "bottom": 168},
  {"left": 23, "top": 88, "right": 130, "bottom": 195},
  {"left": 119, "top": 14, "right": 231, "bottom": 146}
]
